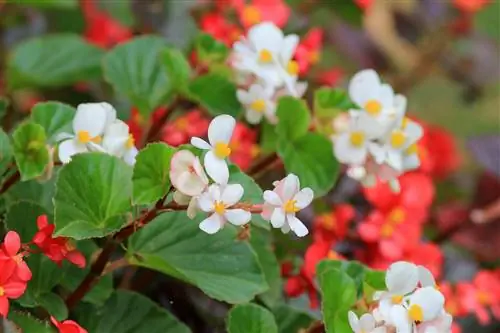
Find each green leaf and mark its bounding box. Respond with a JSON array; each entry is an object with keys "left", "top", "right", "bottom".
[
  {"left": 318, "top": 268, "right": 356, "bottom": 333},
  {"left": 12, "top": 122, "right": 50, "bottom": 181},
  {"left": 5, "top": 175, "right": 57, "bottom": 212},
  {"left": 31, "top": 102, "right": 76, "bottom": 143},
  {"left": 7, "top": 312, "right": 55, "bottom": 333},
  {"left": 127, "top": 212, "right": 268, "bottom": 304},
  {"left": 37, "top": 293, "right": 68, "bottom": 321},
  {"left": 77, "top": 291, "right": 190, "bottom": 333},
  {"left": 133, "top": 143, "right": 175, "bottom": 205},
  {"left": 54, "top": 153, "right": 133, "bottom": 239},
  {"left": 276, "top": 97, "right": 311, "bottom": 141},
  {"left": 326, "top": 1, "right": 363, "bottom": 26},
  {"left": 0, "top": 96, "right": 8, "bottom": 121},
  {"left": 273, "top": 305, "right": 315, "bottom": 333},
  {"left": 314, "top": 88, "right": 356, "bottom": 118},
  {"left": 317, "top": 260, "right": 366, "bottom": 297},
  {"left": 188, "top": 73, "right": 243, "bottom": 117},
  {"left": 474, "top": 1, "right": 500, "bottom": 40},
  {"left": 103, "top": 36, "right": 172, "bottom": 116},
  {"left": 5, "top": 201, "right": 50, "bottom": 242},
  {"left": 195, "top": 33, "right": 229, "bottom": 64},
  {"left": 277, "top": 133, "right": 339, "bottom": 197},
  {"left": 227, "top": 304, "right": 278, "bottom": 333},
  {"left": 260, "top": 120, "right": 278, "bottom": 154},
  {"left": 98, "top": 0, "right": 134, "bottom": 27},
  {"left": 161, "top": 48, "right": 192, "bottom": 93},
  {"left": 364, "top": 269, "right": 386, "bottom": 290},
  {"left": 0, "top": 128, "right": 13, "bottom": 176},
  {"left": 9, "top": 0, "right": 77, "bottom": 8},
  {"left": 7, "top": 34, "right": 103, "bottom": 90}
]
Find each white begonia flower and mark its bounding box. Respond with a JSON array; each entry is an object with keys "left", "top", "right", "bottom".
[
  {"left": 173, "top": 191, "right": 199, "bottom": 219},
  {"left": 416, "top": 310, "right": 453, "bottom": 333},
  {"left": 380, "top": 118, "right": 423, "bottom": 171},
  {"left": 237, "top": 84, "right": 276, "bottom": 125},
  {"left": 232, "top": 22, "right": 299, "bottom": 94},
  {"left": 348, "top": 312, "right": 388, "bottom": 333},
  {"left": 191, "top": 115, "right": 235, "bottom": 185},
  {"left": 407, "top": 287, "right": 445, "bottom": 323},
  {"left": 58, "top": 102, "right": 116, "bottom": 163},
  {"left": 197, "top": 183, "right": 251, "bottom": 234},
  {"left": 417, "top": 266, "right": 436, "bottom": 288},
  {"left": 261, "top": 174, "right": 313, "bottom": 237},
  {"left": 170, "top": 150, "right": 209, "bottom": 197},
  {"left": 102, "top": 119, "right": 138, "bottom": 166}
]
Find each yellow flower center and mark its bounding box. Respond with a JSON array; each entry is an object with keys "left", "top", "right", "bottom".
[
  {"left": 214, "top": 142, "right": 231, "bottom": 159},
  {"left": 477, "top": 291, "right": 491, "bottom": 305},
  {"left": 242, "top": 5, "right": 261, "bottom": 25},
  {"left": 401, "top": 117, "right": 410, "bottom": 129},
  {"left": 77, "top": 130, "right": 101, "bottom": 144},
  {"left": 309, "top": 51, "right": 320, "bottom": 64},
  {"left": 287, "top": 60, "right": 299, "bottom": 75},
  {"left": 320, "top": 214, "right": 337, "bottom": 231},
  {"left": 126, "top": 134, "right": 135, "bottom": 149},
  {"left": 349, "top": 131, "right": 365, "bottom": 147},
  {"left": 327, "top": 250, "right": 341, "bottom": 260},
  {"left": 259, "top": 49, "right": 273, "bottom": 63},
  {"left": 405, "top": 143, "right": 418, "bottom": 156},
  {"left": 284, "top": 200, "right": 299, "bottom": 214},
  {"left": 0, "top": 286, "right": 4, "bottom": 296},
  {"left": 250, "top": 99, "right": 266, "bottom": 113},
  {"left": 213, "top": 201, "right": 226, "bottom": 215},
  {"left": 364, "top": 99, "right": 382, "bottom": 116},
  {"left": 391, "top": 295, "right": 404, "bottom": 304},
  {"left": 408, "top": 304, "right": 424, "bottom": 322},
  {"left": 176, "top": 118, "right": 189, "bottom": 131},
  {"left": 65, "top": 240, "right": 76, "bottom": 252},
  {"left": 381, "top": 224, "right": 394, "bottom": 238},
  {"left": 390, "top": 130, "right": 406, "bottom": 149},
  {"left": 14, "top": 254, "right": 23, "bottom": 264},
  {"left": 388, "top": 208, "right": 405, "bottom": 224}
]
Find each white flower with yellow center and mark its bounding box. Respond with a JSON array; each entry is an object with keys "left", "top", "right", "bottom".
[
  {"left": 170, "top": 150, "right": 209, "bottom": 197},
  {"left": 197, "top": 183, "right": 251, "bottom": 234},
  {"left": 261, "top": 174, "right": 313, "bottom": 237},
  {"left": 102, "top": 119, "right": 138, "bottom": 166},
  {"left": 416, "top": 310, "right": 453, "bottom": 333},
  {"left": 348, "top": 312, "right": 387, "bottom": 333},
  {"left": 237, "top": 84, "right": 276, "bottom": 124},
  {"left": 58, "top": 102, "right": 116, "bottom": 163},
  {"left": 191, "top": 115, "right": 235, "bottom": 185}
]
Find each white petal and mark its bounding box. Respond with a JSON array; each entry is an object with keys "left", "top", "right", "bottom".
[
  {"left": 245, "top": 109, "right": 264, "bottom": 124},
  {"left": 199, "top": 214, "right": 223, "bottom": 234},
  {"left": 54, "top": 132, "right": 74, "bottom": 142},
  {"left": 197, "top": 191, "right": 214, "bottom": 212},
  {"left": 221, "top": 184, "right": 244, "bottom": 206},
  {"left": 334, "top": 133, "right": 368, "bottom": 165},
  {"left": 248, "top": 22, "right": 284, "bottom": 54},
  {"left": 191, "top": 137, "right": 211, "bottom": 150},
  {"left": 270, "top": 208, "right": 286, "bottom": 228},
  {"left": 208, "top": 114, "right": 235, "bottom": 146},
  {"left": 204, "top": 151, "right": 229, "bottom": 184},
  {"left": 58, "top": 139, "right": 87, "bottom": 163},
  {"left": 263, "top": 190, "right": 282, "bottom": 206},
  {"left": 359, "top": 313, "right": 376, "bottom": 331},
  {"left": 286, "top": 215, "right": 309, "bottom": 237},
  {"left": 187, "top": 197, "right": 199, "bottom": 219},
  {"left": 208, "top": 184, "right": 221, "bottom": 202},
  {"left": 386, "top": 261, "right": 419, "bottom": 295},
  {"left": 348, "top": 311, "right": 360, "bottom": 332},
  {"left": 293, "top": 188, "right": 314, "bottom": 209},
  {"left": 236, "top": 89, "right": 252, "bottom": 104},
  {"left": 73, "top": 103, "right": 108, "bottom": 137},
  {"left": 225, "top": 209, "right": 251, "bottom": 226},
  {"left": 390, "top": 305, "right": 411, "bottom": 333},
  {"left": 368, "top": 142, "right": 386, "bottom": 164},
  {"left": 403, "top": 154, "right": 420, "bottom": 171},
  {"left": 280, "top": 34, "right": 299, "bottom": 63},
  {"left": 102, "top": 120, "right": 130, "bottom": 155},
  {"left": 100, "top": 102, "right": 117, "bottom": 128},
  {"left": 410, "top": 287, "right": 444, "bottom": 321},
  {"left": 123, "top": 147, "right": 138, "bottom": 166},
  {"left": 171, "top": 150, "right": 196, "bottom": 172},
  {"left": 173, "top": 191, "right": 191, "bottom": 205},
  {"left": 174, "top": 172, "right": 207, "bottom": 197},
  {"left": 378, "top": 83, "right": 395, "bottom": 110},
  {"left": 281, "top": 223, "right": 291, "bottom": 234},
  {"left": 348, "top": 69, "right": 381, "bottom": 107},
  {"left": 418, "top": 266, "right": 436, "bottom": 288},
  {"left": 282, "top": 174, "right": 299, "bottom": 201},
  {"left": 192, "top": 156, "right": 209, "bottom": 185},
  {"left": 372, "top": 327, "right": 388, "bottom": 333},
  {"left": 393, "top": 95, "right": 407, "bottom": 117}
]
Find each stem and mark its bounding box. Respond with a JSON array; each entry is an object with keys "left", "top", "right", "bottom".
[
  {"left": 0, "top": 170, "right": 20, "bottom": 194},
  {"left": 247, "top": 152, "right": 279, "bottom": 177},
  {"left": 103, "top": 257, "right": 130, "bottom": 275},
  {"left": 160, "top": 202, "right": 263, "bottom": 214}
]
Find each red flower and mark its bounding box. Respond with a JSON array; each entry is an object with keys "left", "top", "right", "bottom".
[
  {"left": 454, "top": 0, "right": 489, "bottom": 13},
  {"left": 0, "top": 231, "right": 31, "bottom": 281},
  {"left": 439, "top": 282, "right": 467, "bottom": 318},
  {"left": 354, "top": 0, "right": 374, "bottom": 11},
  {"left": 161, "top": 110, "right": 210, "bottom": 147},
  {"left": 316, "top": 68, "right": 343, "bottom": 86},
  {"left": 51, "top": 316, "right": 88, "bottom": 333},
  {"left": 127, "top": 107, "right": 168, "bottom": 143},
  {"left": 237, "top": 0, "right": 290, "bottom": 29},
  {"left": 228, "top": 123, "right": 260, "bottom": 171},
  {"left": 199, "top": 12, "right": 242, "bottom": 47},
  {"left": 404, "top": 242, "right": 443, "bottom": 279},
  {"left": 294, "top": 28, "right": 323, "bottom": 75},
  {"left": 313, "top": 204, "right": 355, "bottom": 243},
  {"left": 33, "top": 215, "right": 86, "bottom": 268},
  {"left": 0, "top": 260, "right": 27, "bottom": 317}
]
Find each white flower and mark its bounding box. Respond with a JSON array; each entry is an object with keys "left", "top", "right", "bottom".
[
  {"left": 261, "top": 174, "right": 313, "bottom": 237},
  {"left": 237, "top": 84, "right": 276, "bottom": 124},
  {"left": 102, "top": 119, "right": 138, "bottom": 166},
  {"left": 416, "top": 310, "right": 453, "bottom": 333},
  {"left": 348, "top": 312, "right": 387, "bottom": 333},
  {"left": 173, "top": 191, "right": 199, "bottom": 219},
  {"left": 191, "top": 115, "right": 235, "bottom": 185},
  {"left": 58, "top": 102, "right": 116, "bottom": 163},
  {"left": 170, "top": 150, "right": 209, "bottom": 197},
  {"left": 197, "top": 183, "right": 251, "bottom": 234},
  {"left": 418, "top": 265, "right": 436, "bottom": 288}
]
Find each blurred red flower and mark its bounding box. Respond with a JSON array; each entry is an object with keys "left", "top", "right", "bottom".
[
  {"left": 237, "top": 0, "right": 290, "bottom": 29},
  {"left": 0, "top": 231, "right": 31, "bottom": 282},
  {"left": 313, "top": 204, "right": 355, "bottom": 243},
  {"left": 454, "top": 0, "right": 489, "bottom": 13},
  {"left": 229, "top": 123, "right": 260, "bottom": 171},
  {"left": 294, "top": 28, "right": 323, "bottom": 75},
  {"left": 51, "top": 316, "right": 88, "bottom": 333},
  {"left": 161, "top": 110, "right": 210, "bottom": 147},
  {"left": 0, "top": 260, "right": 27, "bottom": 317},
  {"left": 199, "top": 12, "right": 242, "bottom": 47}
]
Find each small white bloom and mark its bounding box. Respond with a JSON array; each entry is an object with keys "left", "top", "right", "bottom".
[
  {"left": 417, "top": 265, "right": 436, "bottom": 288},
  {"left": 191, "top": 115, "right": 235, "bottom": 185},
  {"left": 197, "top": 183, "right": 251, "bottom": 234},
  {"left": 380, "top": 118, "right": 423, "bottom": 171},
  {"left": 102, "top": 119, "right": 138, "bottom": 166},
  {"left": 237, "top": 84, "right": 276, "bottom": 124},
  {"left": 58, "top": 102, "right": 116, "bottom": 163},
  {"left": 173, "top": 190, "right": 199, "bottom": 219},
  {"left": 348, "top": 312, "right": 387, "bottom": 333},
  {"left": 416, "top": 310, "right": 453, "bottom": 333},
  {"left": 407, "top": 287, "right": 445, "bottom": 323},
  {"left": 170, "top": 150, "right": 209, "bottom": 197},
  {"left": 261, "top": 174, "right": 313, "bottom": 237}
]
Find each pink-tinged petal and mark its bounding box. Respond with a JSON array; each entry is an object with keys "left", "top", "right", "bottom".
[
  {"left": 3, "top": 231, "right": 20, "bottom": 257},
  {"left": 208, "top": 114, "right": 235, "bottom": 145},
  {"left": 37, "top": 215, "right": 49, "bottom": 229},
  {"left": 190, "top": 137, "right": 211, "bottom": 150},
  {"left": 50, "top": 316, "right": 61, "bottom": 328},
  {"left": 270, "top": 208, "right": 286, "bottom": 228},
  {"left": 174, "top": 172, "right": 207, "bottom": 197},
  {"left": 379, "top": 239, "right": 402, "bottom": 260},
  {"left": 263, "top": 190, "right": 282, "bottom": 206},
  {"left": 16, "top": 261, "right": 32, "bottom": 281},
  {"left": 476, "top": 305, "right": 491, "bottom": 325},
  {"left": 4, "top": 282, "right": 27, "bottom": 298},
  {"left": 204, "top": 151, "right": 229, "bottom": 184},
  {"left": 282, "top": 174, "right": 299, "bottom": 201},
  {"left": 293, "top": 188, "right": 314, "bottom": 209},
  {"left": 0, "top": 296, "right": 9, "bottom": 317},
  {"left": 261, "top": 203, "right": 273, "bottom": 220},
  {"left": 66, "top": 251, "right": 86, "bottom": 268}
]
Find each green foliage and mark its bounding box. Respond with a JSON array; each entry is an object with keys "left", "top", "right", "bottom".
[
  {"left": 9, "top": 0, "right": 77, "bottom": 8},
  {"left": 4, "top": 175, "right": 57, "bottom": 212},
  {"left": 161, "top": 48, "right": 192, "bottom": 94},
  {"left": 260, "top": 120, "right": 278, "bottom": 154},
  {"left": 474, "top": 1, "right": 500, "bottom": 40},
  {"left": 0, "top": 96, "right": 8, "bottom": 121},
  {"left": 7, "top": 312, "right": 55, "bottom": 333},
  {"left": 325, "top": 0, "right": 363, "bottom": 26},
  {"left": 77, "top": 291, "right": 191, "bottom": 333},
  {"left": 188, "top": 73, "right": 243, "bottom": 117},
  {"left": 273, "top": 305, "right": 316, "bottom": 333},
  {"left": 276, "top": 97, "right": 311, "bottom": 142},
  {"left": 227, "top": 304, "right": 278, "bottom": 333},
  {"left": 314, "top": 88, "right": 356, "bottom": 118},
  {"left": 103, "top": 36, "right": 173, "bottom": 116},
  {"left": 7, "top": 34, "right": 103, "bottom": 90},
  {"left": 98, "top": 0, "right": 134, "bottom": 27},
  {"left": 132, "top": 143, "right": 175, "bottom": 205},
  {"left": 12, "top": 122, "right": 50, "bottom": 181},
  {"left": 195, "top": 33, "right": 229, "bottom": 64},
  {"left": 0, "top": 128, "right": 13, "bottom": 176},
  {"left": 54, "top": 153, "right": 133, "bottom": 239},
  {"left": 5, "top": 201, "right": 50, "bottom": 242},
  {"left": 31, "top": 102, "right": 76, "bottom": 143},
  {"left": 127, "top": 212, "right": 268, "bottom": 304}
]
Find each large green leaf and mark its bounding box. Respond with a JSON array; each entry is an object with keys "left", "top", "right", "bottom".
[
  {"left": 31, "top": 102, "right": 76, "bottom": 143},
  {"left": 7, "top": 312, "right": 55, "bottom": 333},
  {"left": 277, "top": 133, "right": 339, "bottom": 197},
  {"left": 314, "top": 88, "right": 356, "bottom": 118},
  {"left": 5, "top": 201, "right": 50, "bottom": 242},
  {"left": 317, "top": 260, "right": 366, "bottom": 297},
  {"left": 4, "top": 175, "right": 57, "bottom": 212},
  {"left": 260, "top": 120, "right": 278, "bottom": 154},
  {"left": 9, "top": 0, "right": 77, "bottom": 8},
  {"left": 195, "top": 33, "right": 229, "bottom": 64},
  {"left": 127, "top": 212, "right": 268, "bottom": 304},
  {"left": 161, "top": 48, "right": 192, "bottom": 94},
  {"left": 276, "top": 97, "right": 311, "bottom": 142},
  {"left": 78, "top": 291, "right": 190, "bottom": 333},
  {"left": 12, "top": 122, "right": 50, "bottom": 181},
  {"left": 103, "top": 36, "right": 172, "bottom": 116},
  {"left": 0, "top": 128, "right": 13, "bottom": 176},
  {"left": 7, "top": 34, "right": 103, "bottom": 90},
  {"left": 54, "top": 153, "right": 133, "bottom": 239},
  {"left": 273, "top": 305, "right": 315, "bottom": 333},
  {"left": 188, "top": 73, "right": 243, "bottom": 117},
  {"left": 227, "top": 304, "right": 278, "bottom": 333},
  {"left": 132, "top": 143, "right": 175, "bottom": 205}
]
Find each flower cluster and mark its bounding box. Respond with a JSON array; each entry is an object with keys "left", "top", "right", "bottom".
[
  {"left": 57, "top": 102, "right": 138, "bottom": 166},
  {"left": 232, "top": 22, "right": 308, "bottom": 125},
  {"left": 349, "top": 261, "right": 451, "bottom": 333},
  {"left": 333, "top": 69, "right": 424, "bottom": 192}
]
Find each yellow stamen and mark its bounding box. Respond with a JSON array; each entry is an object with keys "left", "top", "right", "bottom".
[
  {"left": 405, "top": 143, "right": 418, "bottom": 156},
  {"left": 242, "top": 5, "right": 261, "bottom": 25},
  {"left": 0, "top": 286, "right": 4, "bottom": 296},
  {"left": 327, "top": 250, "right": 340, "bottom": 260},
  {"left": 408, "top": 304, "right": 424, "bottom": 322},
  {"left": 477, "top": 291, "right": 491, "bottom": 305},
  {"left": 213, "top": 201, "right": 226, "bottom": 215},
  {"left": 381, "top": 224, "right": 394, "bottom": 238},
  {"left": 402, "top": 117, "right": 410, "bottom": 129},
  {"left": 214, "top": 142, "right": 231, "bottom": 159},
  {"left": 390, "top": 131, "right": 406, "bottom": 149},
  {"left": 126, "top": 134, "right": 135, "bottom": 149},
  {"left": 65, "top": 241, "right": 76, "bottom": 252},
  {"left": 320, "top": 215, "right": 337, "bottom": 231},
  {"left": 349, "top": 131, "right": 365, "bottom": 147},
  {"left": 309, "top": 51, "right": 320, "bottom": 64},
  {"left": 388, "top": 208, "right": 405, "bottom": 225},
  {"left": 364, "top": 100, "right": 382, "bottom": 116},
  {"left": 176, "top": 118, "right": 189, "bottom": 131},
  {"left": 259, "top": 49, "right": 273, "bottom": 63},
  {"left": 250, "top": 99, "right": 266, "bottom": 113},
  {"left": 77, "top": 130, "right": 91, "bottom": 143},
  {"left": 287, "top": 60, "right": 299, "bottom": 75},
  {"left": 91, "top": 136, "right": 102, "bottom": 144},
  {"left": 391, "top": 295, "right": 404, "bottom": 304},
  {"left": 284, "top": 200, "right": 299, "bottom": 214}
]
